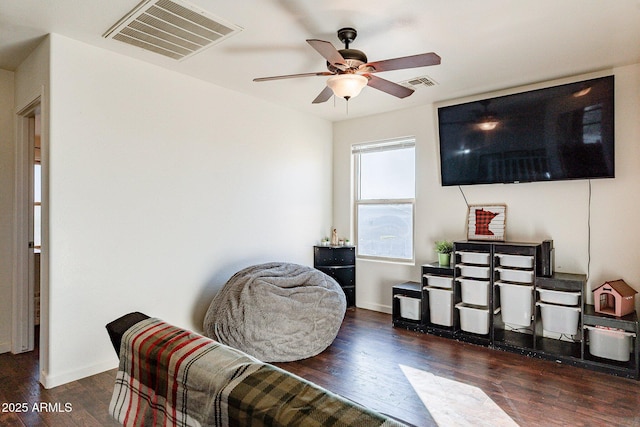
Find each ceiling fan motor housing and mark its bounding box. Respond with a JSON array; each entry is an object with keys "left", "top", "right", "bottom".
[
  {"left": 327, "top": 48, "right": 368, "bottom": 72},
  {"left": 325, "top": 27, "right": 367, "bottom": 72}
]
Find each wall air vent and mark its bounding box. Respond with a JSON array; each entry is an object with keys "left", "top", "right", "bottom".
[
  {"left": 103, "top": 0, "right": 242, "bottom": 60},
  {"left": 401, "top": 75, "right": 438, "bottom": 89}
]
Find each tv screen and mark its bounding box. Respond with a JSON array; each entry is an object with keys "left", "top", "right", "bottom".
[{"left": 437, "top": 75, "right": 614, "bottom": 186}]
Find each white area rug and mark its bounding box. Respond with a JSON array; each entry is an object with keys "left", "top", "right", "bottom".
[{"left": 400, "top": 365, "right": 519, "bottom": 427}]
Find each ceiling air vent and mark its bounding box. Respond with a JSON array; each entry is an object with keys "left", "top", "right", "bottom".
[
  {"left": 103, "top": 0, "right": 242, "bottom": 60},
  {"left": 401, "top": 75, "right": 438, "bottom": 89}
]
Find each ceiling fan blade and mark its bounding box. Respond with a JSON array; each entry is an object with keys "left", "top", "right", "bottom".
[
  {"left": 365, "top": 74, "right": 414, "bottom": 98},
  {"left": 362, "top": 52, "right": 441, "bottom": 73},
  {"left": 253, "top": 71, "right": 334, "bottom": 82},
  {"left": 306, "top": 39, "right": 347, "bottom": 68},
  {"left": 312, "top": 86, "right": 334, "bottom": 104}
]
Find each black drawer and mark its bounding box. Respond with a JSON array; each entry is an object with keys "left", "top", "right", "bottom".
[
  {"left": 314, "top": 246, "right": 355, "bottom": 266},
  {"left": 317, "top": 266, "right": 355, "bottom": 287},
  {"left": 342, "top": 286, "right": 356, "bottom": 307}
]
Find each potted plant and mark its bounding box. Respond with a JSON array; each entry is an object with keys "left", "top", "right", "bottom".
[{"left": 434, "top": 240, "right": 454, "bottom": 266}]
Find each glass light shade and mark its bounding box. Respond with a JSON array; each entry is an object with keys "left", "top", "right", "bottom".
[{"left": 327, "top": 74, "right": 368, "bottom": 99}]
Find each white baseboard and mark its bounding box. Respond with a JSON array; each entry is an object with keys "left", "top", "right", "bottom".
[
  {"left": 356, "top": 301, "right": 393, "bottom": 315},
  {"left": 40, "top": 358, "right": 119, "bottom": 389}
]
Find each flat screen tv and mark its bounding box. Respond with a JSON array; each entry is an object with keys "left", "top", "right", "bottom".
[{"left": 437, "top": 75, "right": 614, "bottom": 186}]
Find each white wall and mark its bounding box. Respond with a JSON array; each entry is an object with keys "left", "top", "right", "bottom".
[
  {"left": 0, "top": 69, "right": 15, "bottom": 354},
  {"left": 333, "top": 64, "right": 640, "bottom": 314},
  {"left": 24, "top": 34, "right": 333, "bottom": 388}
]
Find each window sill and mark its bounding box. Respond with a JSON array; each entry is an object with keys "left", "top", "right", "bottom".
[{"left": 356, "top": 256, "right": 415, "bottom": 266}]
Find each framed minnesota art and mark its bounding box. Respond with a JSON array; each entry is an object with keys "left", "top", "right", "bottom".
[{"left": 467, "top": 204, "right": 507, "bottom": 241}]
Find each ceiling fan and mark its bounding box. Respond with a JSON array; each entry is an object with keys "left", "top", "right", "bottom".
[{"left": 253, "top": 27, "right": 441, "bottom": 104}]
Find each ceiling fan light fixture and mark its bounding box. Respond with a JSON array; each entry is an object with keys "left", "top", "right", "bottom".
[
  {"left": 477, "top": 119, "right": 499, "bottom": 131},
  {"left": 327, "top": 74, "right": 368, "bottom": 100},
  {"left": 573, "top": 87, "right": 591, "bottom": 97}
]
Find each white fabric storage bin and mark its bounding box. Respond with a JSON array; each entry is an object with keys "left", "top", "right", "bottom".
[
  {"left": 496, "top": 281, "right": 533, "bottom": 327},
  {"left": 455, "top": 303, "right": 490, "bottom": 335},
  {"left": 459, "top": 264, "right": 491, "bottom": 279},
  {"left": 424, "top": 274, "right": 453, "bottom": 289},
  {"left": 425, "top": 286, "right": 453, "bottom": 326},
  {"left": 495, "top": 254, "right": 534, "bottom": 269},
  {"left": 537, "top": 288, "right": 580, "bottom": 306},
  {"left": 456, "top": 251, "right": 490, "bottom": 265},
  {"left": 536, "top": 301, "right": 581, "bottom": 335},
  {"left": 395, "top": 295, "right": 421, "bottom": 321},
  {"left": 585, "top": 325, "right": 636, "bottom": 362},
  {"left": 459, "top": 278, "right": 489, "bottom": 306},
  {"left": 495, "top": 267, "right": 534, "bottom": 284}
]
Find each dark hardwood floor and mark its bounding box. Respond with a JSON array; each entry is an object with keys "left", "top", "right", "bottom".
[
  {"left": 1, "top": 309, "right": 639, "bottom": 426},
  {"left": 277, "top": 308, "right": 640, "bottom": 427},
  {"left": 0, "top": 334, "right": 120, "bottom": 426}
]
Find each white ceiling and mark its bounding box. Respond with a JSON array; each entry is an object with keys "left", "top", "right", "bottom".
[{"left": 1, "top": 0, "right": 640, "bottom": 122}]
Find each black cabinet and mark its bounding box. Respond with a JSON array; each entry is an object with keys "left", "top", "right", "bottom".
[{"left": 314, "top": 246, "right": 356, "bottom": 307}]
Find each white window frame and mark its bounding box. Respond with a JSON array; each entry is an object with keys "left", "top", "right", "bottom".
[{"left": 353, "top": 137, "right": 416, "bottom": 263}]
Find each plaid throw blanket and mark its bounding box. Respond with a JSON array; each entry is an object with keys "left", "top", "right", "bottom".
[{"left": 110, "top": 318, "right": 406, "bottom": 427}]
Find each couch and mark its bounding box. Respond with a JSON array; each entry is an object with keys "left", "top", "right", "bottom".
[{"left": 106, "top": 312, "right": 409, "bottom": 427}]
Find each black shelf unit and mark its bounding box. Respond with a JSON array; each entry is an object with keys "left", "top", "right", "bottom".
[
  {"left": 492, "top": 243, "right": 541, "bottom": 353},
  {"left": 392, "top": 281, "right": 424, "bottom": 331},
  {"left": 392, "top": 239, "right": 640, "bottom": 379},
  {"left": 533, "top": 273, "right": 585, "bottom": 362},
  {"left": 583, "top": 304, "right": 639, "bottom": 379},
  {"left": 453, "top": 241, "right": 494, "bottom": 346},
  {"left": 314, "top": 245, "right": 356, "bottom": 307},
  {"left": 421, "top": 262, "right": 455, "bottom": 337},
  {"left": 533, "top": 336, "right": 583, "bottom": 361}
]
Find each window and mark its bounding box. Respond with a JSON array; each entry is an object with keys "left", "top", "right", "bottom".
[
  {"left": 582, "top": 103, "right": 603, "bottom": 144},
  {"left": 33, "top": 111, "right": 41, "bottom": 252},
  {"left": 353, "top": 138, "right": 415, "bottom": 261}
]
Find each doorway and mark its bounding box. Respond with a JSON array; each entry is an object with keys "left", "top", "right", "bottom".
[{"left": 14, "top": 98, "right": 42, "bottom": 356}]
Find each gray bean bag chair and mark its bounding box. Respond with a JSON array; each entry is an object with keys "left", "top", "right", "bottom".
[{"left": 203, "top": 262, "right": 347, "bottom": 362}]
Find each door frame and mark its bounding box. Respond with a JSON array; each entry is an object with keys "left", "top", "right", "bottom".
[{"left": 12, "top": 94, "right": 42, "bottom": 355}]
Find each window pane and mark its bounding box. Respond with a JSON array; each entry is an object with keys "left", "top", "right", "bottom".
[
  {"left": 34, "top": 205, "right": 41, "bottom": 248},
  {"left": 357, "top": 204, "right": 413, "bottom": 259},
  {"left": 360, "top": 147, "right": 415, "bottom": 200},
  {"left": 34, "top": 164, "right": 41, "bottom": 203}
]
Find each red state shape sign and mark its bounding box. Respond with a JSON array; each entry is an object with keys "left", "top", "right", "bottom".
[{"left": 475, "top": 208, "right": 499, "bottom": 235}]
